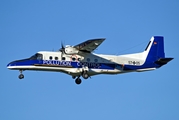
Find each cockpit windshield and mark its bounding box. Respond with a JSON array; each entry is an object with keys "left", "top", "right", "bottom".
[{"left": 30, "top": 53, "right": 43, "bottom": 60}]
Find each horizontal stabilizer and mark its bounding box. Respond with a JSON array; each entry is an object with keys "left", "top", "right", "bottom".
[{"left": 155, "top": 58, "right": 173, "bottom": 66}]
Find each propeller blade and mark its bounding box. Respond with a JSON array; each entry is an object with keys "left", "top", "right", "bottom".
[
  {"left": 61, "top": 42, "right": 65, "bottom": 49},
  {"left": 59, "top": 41, "right": 65, "bottom": 52}
]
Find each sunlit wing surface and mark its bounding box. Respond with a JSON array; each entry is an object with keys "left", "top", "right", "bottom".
[{"left": 74, "top": 38, "right": 105, "bottom": 53}]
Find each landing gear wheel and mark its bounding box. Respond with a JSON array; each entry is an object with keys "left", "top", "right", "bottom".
[
  {"left": 82, "top": 72, "right": 89, "bottom": 79},
  {"left": 18, "top": 74, "right": 24, "bottom": 79},
  {"left": 75, "top": 78, "right": 82, "bottom": 85}
]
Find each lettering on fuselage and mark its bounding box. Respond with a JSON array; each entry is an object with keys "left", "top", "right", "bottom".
[
  {"left": 42, "top": 60, "right": 101, "bottom": 68},
  {"left": 43, "top": 60, "right": 71, "bottom": 66},
  {"left": 77, "top": 62, "right": 100, "bottom": 68}
]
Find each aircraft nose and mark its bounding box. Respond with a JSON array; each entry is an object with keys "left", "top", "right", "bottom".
[
  {"left": 7, "top": 63, "right": 10, "bottom": 67},
  {"left": 7, "top": 61, "right": 16, "bottom": 69},
  {"left": 7, "top": 58, "right": 30, "bottom": 69}
]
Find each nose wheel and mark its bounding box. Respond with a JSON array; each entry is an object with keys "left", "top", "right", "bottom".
[
  {"left": 19, "top": 74, "right": 24, "bottom": 79},
  {"left": 18, "top": 70, "right": 24, "bottom": 79}
]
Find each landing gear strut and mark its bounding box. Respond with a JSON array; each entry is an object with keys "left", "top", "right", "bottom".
[
  {"left": 18, "top": 70, "right": 24, "bottom": 79},
  {"left": 82, "top": 71, "right": 89, "bottom": 79},
  {"left": 75, "top": 77, "right": 82, "bottom": 85}
]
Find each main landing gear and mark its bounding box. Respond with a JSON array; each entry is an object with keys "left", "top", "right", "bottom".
[
  {"left": 75, "top": 77, "right": 82, "bottom": 85},
  {"left": 18, "top": 70, "right": 24, "bottom": 79},
  {"left": 72, "top": 76, "right": 82, "bottom": 85},
  {"left": 73, "top": 71, "right": 89, "bottom": 85},
  {"left": 82, "top": 71, "right": 89, "bottom": 79}
]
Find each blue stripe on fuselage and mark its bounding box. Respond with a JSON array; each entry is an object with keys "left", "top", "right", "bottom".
[
  {"left": 7, "top": 60, "right": 116, "bottom": 70},
  {"left": 123, "top": 62, "right": 160, "bottom": 70},
  {"left": 7, "top": 59, "right": 160, "bottom": 71}
]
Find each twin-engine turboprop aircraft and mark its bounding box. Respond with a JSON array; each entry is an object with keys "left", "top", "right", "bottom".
[{"left": 7, "top": 36, "right": 173, "bottom": 84}]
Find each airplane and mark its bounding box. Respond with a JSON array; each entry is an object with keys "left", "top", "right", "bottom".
[{"left": 7, "top": 36, "right": 173, "bottom": 85}]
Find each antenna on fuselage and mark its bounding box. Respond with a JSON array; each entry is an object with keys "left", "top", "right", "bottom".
[{"left": 117, "top": 40, "right": 148, "bottom": 55}]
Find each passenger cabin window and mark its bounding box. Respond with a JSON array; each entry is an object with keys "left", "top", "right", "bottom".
[
  {"left": 55, "top": 57, "right": 58, "bottom": 60},
  {"left": 30, "top": 53, "right": 43, "bottom": 60},
  {"left": 94, "top": 59, "right": 98, "bottom": 62},
  {"left": 78, "top": 58, "right": 81, "bottom": 61},
  {"left": 49, "top": 56, "right": 53, "bottom": 60},
  {"left": 62, "top": 57, "right": 66, "bottom": 60},
  {"left": 72, "top": 57, "right": 76, "bottom": 61},
  {"left": 87, "top": 58, "right": 90, "bottom": 62}
]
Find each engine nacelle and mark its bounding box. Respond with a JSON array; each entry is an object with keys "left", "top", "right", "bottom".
[{"left": 64, "top": 46, "right": 79, "bottom": 55}]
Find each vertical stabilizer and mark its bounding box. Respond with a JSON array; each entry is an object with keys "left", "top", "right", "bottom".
[
  {"left": 145, "top": 36, "right": 165, "bottom": 62},
  {"left": 144, "top": 36, "right": 173, "bottom": 65}
]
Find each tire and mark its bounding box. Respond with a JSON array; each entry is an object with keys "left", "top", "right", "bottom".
[
  {"left": 18, "top": 74, "right": 24, "bottom": 79},
  {"left": 75, "top": 78, "right": 82, "bottom": 85},
  {"left": 82, "top": 73, "right": 89, "bottom": 79}
]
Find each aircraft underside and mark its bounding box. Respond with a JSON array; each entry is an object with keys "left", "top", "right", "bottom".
[{"left": 8, "top": 65, "right": 127, "bottom": 84}]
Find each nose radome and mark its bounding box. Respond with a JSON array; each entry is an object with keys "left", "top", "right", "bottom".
[
  {"left": 7, "top": 61, "right": 16, "bottom": 69},
  {"left": 7, "top": 62, "right": 12, "bottom": 67}
]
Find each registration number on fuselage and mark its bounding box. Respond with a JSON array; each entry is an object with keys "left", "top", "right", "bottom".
[{"left": 128, "top": 61, "right": 140, "bottom": 65}]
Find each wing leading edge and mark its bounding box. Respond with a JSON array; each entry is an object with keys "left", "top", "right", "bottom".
[{"left": 74, "top": 38, "right": 105, "bottom": 53}]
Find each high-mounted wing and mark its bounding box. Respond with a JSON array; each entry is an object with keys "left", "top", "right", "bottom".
[{"left": 74, "top": 38, "right": 105, "bottom": 53}]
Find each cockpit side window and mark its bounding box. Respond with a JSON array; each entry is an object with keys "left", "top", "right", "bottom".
[
  {"left": 37, "top": 54, "right": 42, "bottom": 60},
  {"left": 30, "top": 53, "right": 43, "bottom": 60}
]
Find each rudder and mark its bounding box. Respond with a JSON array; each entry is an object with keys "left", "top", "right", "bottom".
[{"left": 145, "top": 36, "right": 165, "bottom": 62}]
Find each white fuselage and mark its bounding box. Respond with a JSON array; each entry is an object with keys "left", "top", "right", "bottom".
[
  {"left": 6, "top": 36, "right": 173, "bottom": 84},
  {"left": 7, "top": 49, "right": 153, "bottom": 77}
]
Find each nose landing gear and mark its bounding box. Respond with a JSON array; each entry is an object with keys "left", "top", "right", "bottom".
[
  {"left": 19, "top": 74, "right": 24, "bottom": 79},
  {"left": 18, "top": 70, "right": 24, "bottom": 79}
]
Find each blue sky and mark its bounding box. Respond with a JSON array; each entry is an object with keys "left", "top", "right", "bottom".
[{"left": 0, "top": 0, "right": 179, "bottom": 120}]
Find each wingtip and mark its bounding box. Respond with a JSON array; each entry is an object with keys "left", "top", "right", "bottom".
[{"left": 88, "top": 38, "right": 106, "bottom": 41}]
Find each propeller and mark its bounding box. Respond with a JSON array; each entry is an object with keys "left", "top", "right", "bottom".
[
  {"left": 61, "top": 42, "right": 65, "bottom": 50},
  {"left": 59, "top": 42, "right": 66, "bottom": 59},
  {"left": 59, "top": 42, "right": 65, "bottom": 51},
  {"left": 59, "top": 42, "right": 66, "bottom": 53}
]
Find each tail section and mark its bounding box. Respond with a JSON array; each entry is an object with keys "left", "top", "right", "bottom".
[
  {"left": 144, "top": 36, "right": 173, "bottom": 66},
  {"left": 155, "top": 58, "right": 173, "bottom": 66}
]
